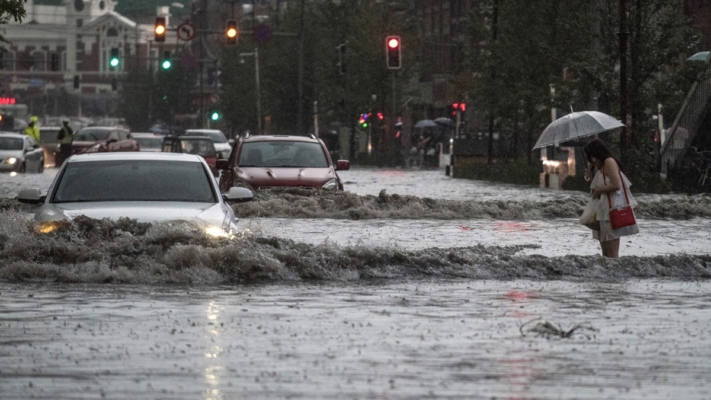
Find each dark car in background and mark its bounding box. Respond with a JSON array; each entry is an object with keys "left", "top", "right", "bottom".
[
  {"left": 219, "top": 134, "right": 350, "bottom": 192},
  {"left": 56, "top": 127, "right": 140, "bottom": 166},
  {"left": 39, "top": 125, "right": 61, "bottom": 167},
  {"left": 162, "top": 136, "right": 219, "bottom": 175},
  {"left": 132, "top": 133, "right": 164, "bottom": 152},
  {"left": 183, "top": 129, "right": 232, "bottom": 159}
]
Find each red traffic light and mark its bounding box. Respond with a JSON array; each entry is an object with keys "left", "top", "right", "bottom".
[{"left": 386, "top": 35, "right": 402, "bottom": 70}]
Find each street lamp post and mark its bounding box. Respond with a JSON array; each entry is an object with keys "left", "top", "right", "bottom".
[{"left": 240, "top": 48, "right": 261, "bottom": 134}]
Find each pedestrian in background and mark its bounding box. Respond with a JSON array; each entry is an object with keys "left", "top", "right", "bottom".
[
  {"left": 23, "top": 118, "right": 40, "bottom": 142},
  {"left": 57, "top": 119, "right": 74, "bottom": 166},
  {"left": 583, "top": 139, "right": 639, "bottom": 258}
]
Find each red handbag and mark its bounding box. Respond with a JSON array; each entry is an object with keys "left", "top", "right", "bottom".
[{"left": 604, "top": 168, "right": 636, "bottom": 229}]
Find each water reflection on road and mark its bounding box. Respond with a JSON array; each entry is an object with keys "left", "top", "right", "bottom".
[{"left": 2, "top": 281, "right": 710, "bottom": 399}]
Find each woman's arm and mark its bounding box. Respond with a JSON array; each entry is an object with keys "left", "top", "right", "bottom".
[{"left": 592, "top": 158, "right": 621, "bottom": 199}]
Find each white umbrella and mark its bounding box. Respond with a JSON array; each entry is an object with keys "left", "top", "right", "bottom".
[
  {"left": 532, "top": 111, "right": 624, "bottom": 150},
  {"left": 687, "top": 51, "right": 709, "bottom": 62},
  {"left": 414, "top": 119, "right": 437, "bottom": 128}
]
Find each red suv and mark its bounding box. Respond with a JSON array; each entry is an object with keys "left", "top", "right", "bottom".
[{"left": 219, "top": 135, "right": 350, "bottom": 192}]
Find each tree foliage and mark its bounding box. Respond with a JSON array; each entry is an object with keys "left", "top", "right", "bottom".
[{"left": 0, "top": 0, "right": 26, "bottom": 43}]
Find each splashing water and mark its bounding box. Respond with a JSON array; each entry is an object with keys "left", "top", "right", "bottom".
[{"left": 1, "top": 212, "right": 709, "bottom": 284}]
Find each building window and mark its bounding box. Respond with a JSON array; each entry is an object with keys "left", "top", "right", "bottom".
[
  {"left": 32, "top": 51, "right": 45, "bottom": 71},
  {"left": 107, "top": 27, "right": 118, "bottom": 37},
  {"left": 77, "top": 18, "right": 83, "bottom": 28},
  {"left": 0, "top": 51, "right": 14, "bottom": 70}
]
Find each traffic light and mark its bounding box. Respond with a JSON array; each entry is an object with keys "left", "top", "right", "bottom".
[
  {"left": 73, "top": 75, "right": 80, "bottom": 89},
  {"left": 386, "top": 35, "right": 401, "bottom": 69},
  {"left": 337, "top": 43, "right": 346, "bottom": 75},
  {"left": 226, "top": 20, "right": 238, "bottom": 45},
  {"left": 111, "top": 78, "right": 118, "bottom": 91},
  {"left": 161, "top": 50, "right": 172, "bottom": 70},
  {"left": 155, "top": 17, "right": 166, "bottom": 43},
  {"left": 451, "top": 102, "right": 467, "bottom": 116},
  {"left": 210, "top": 111, "right": 221, "bottom": 121},
  {"left": 358, "top": 113, "right": 371, "bottom": 128},
  {"left": 109, "top": 48, "right": 120, "bottom": 69}
]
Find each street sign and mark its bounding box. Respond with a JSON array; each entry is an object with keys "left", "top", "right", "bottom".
[
  {"left": 253, "top": 24, "right": 272, "bottom": 45},
  {"left": 177, "top": 21, "right": 196, "bottom": 41}
]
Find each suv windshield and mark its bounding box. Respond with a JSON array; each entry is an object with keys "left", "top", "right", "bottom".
[
  {"left": 184, "top": 131, "right": 228, "bottom": 143},
  {"left": 239, "top": 141, "right": 328, "bottom": 168},
  {"left": 0, "top": 137, "right": 23, "bottom": 150},
  {"left": 75, "top": 129, "right": 110, "bottom": 141},
  {"left": 53, "top": 160, "right": 216, "bottom": 203}
]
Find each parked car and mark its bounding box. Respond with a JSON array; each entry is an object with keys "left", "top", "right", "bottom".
[
  {"left": 71, "top": 126, "right": 139, "bottom": 153},
  {"left": 162, "top": 136, "right": 219, "bottom": 174},
  {"left": 183, "top": 129, "right": 232, "bottom": 159},
  {"left": 17, "top": 153, "right": 254, "bottom": 236},
  {"left": 132, "top": 133, "right": 164, "bottom": 152},
  {"left": 0, "top": 132, "right": 44, "bottom": 173},
  {"left": 219, "top": 134, "right": 350, "bottom": 192}
]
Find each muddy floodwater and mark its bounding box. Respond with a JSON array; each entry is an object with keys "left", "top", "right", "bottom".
[
  {"left": 1, "top": 168, "right": 711, "bottom": 399},
  {"left": 2, "top": 281, "right": 711, "bottom": 400}
]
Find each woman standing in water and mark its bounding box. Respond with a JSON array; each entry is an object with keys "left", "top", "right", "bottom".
[{"left": 583, "top": 139, "right": 639, "bottom": 258}]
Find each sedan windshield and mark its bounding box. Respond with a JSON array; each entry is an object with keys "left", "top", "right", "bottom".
[
  {"left": 239, "top": 141, "right": 328, "bottom": 168},
  {"left": 53, "top": 160, "right": 216, "bottom": 203},
  {"left": 75, "top": 129, "right": 110, "bottom": 141},
  {"left": 0, "top": 137, "right": 23, "bottom": 150}
]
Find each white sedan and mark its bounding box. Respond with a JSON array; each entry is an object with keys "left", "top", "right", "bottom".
[
  {"left": 0, "top": 133, "right": 44, "bottom": 173},
  {"left": 18, "top": 152, "right": 253, "bottom": 236}
]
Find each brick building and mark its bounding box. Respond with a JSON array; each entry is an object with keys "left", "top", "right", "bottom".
[{"left": 0, "top": 0, "right": 179, "bottom": 120}]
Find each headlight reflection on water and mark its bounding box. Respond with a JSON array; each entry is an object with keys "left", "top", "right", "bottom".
[{"left": 204, "top": 301, "right": 223, "bottom": 400}]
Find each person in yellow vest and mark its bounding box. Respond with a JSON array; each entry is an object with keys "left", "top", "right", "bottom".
[
  {"left": 23, "top": 117, "right": 40, "bottom": 142},
  {"left": 57, "top": 119, "right": 74, "bottom": 165}
]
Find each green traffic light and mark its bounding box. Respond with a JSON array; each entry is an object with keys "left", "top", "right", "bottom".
[
  {"left": 362, "top": 123, "right": 368, "bottom": 128},
  {"left": 210, "top": 112, "right": 220, "bottom": 121},
  {"left": 110, "top": 58, "right": 119, "bottom": 67},
  {"left": 162, "top": 60, "right": 172, "bottom": 69}
]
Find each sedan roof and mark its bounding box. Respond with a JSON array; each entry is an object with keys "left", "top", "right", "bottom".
[
  {"left": 67, "top": 152, "right": 204, "bottom": 163},
  {"left": 0, "top": 132, "right": 28, "bottom": 139},
  {"left": 243, "top": 135, "right": 320, "bottom": 143}
]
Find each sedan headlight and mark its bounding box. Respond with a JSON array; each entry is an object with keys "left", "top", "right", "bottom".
[
  {"left": 321, "top": 178, "right": 338, "bottom": 190},
  {"left": 6, "top": 157, "right": 17, "bottom": 165},
  {"left": 204, "top": 226, "right": 232, "bottom": 238}
]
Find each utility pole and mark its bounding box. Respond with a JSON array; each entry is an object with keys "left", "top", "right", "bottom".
[
  {"left": 297, "top": 0, "right": 305, "bottom": 135},
  {"left": 198, "top": 0, "right": 207, "bottom": 128},
  {"left": 619, "top": 0, "right": 628, "bottom": 166},
  {"left": 487, "top": 0, "right": 498, "bottom": 165}
]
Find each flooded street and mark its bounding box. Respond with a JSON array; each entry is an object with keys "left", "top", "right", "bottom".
[
  {"left": 1, "top": 168, "right": 711, "bottom": 399},
  {"left": 2, "top": 281, "right": 711, "bottom": 399}
]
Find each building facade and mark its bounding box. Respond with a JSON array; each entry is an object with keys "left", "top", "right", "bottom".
[{"left": 0, "top": 0, "right": 179, "bottom": 119}]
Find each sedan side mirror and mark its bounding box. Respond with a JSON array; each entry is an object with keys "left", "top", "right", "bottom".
[
  {"left": 18, "top": 188, "right": 45, "bottom": 204},
  {"left": 223, "top": 187, "right": 253, "bottom": 203},
  {"left": 336, "top": 160, "right": 350, "bottom": 171}
]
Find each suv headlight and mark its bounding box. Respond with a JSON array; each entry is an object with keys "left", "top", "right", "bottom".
[
  {"left": 6, "top": 157, "right": 17, "bottom": 165},
  {"left": 321, "top": 179, "right": 338, "bottom": 190}
]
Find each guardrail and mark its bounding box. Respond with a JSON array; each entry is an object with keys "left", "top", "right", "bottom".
[{"left": 661, "top": 53, "right": 711, "bottom": 176}]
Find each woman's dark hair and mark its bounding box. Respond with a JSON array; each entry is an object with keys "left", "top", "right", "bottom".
[{"left": 583, "top": 139, "right": 624, "bottom": 172}]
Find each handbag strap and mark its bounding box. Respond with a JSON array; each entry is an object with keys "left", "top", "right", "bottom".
[{"left": 602, "top": 164, "right": 630, "bottom": 208}]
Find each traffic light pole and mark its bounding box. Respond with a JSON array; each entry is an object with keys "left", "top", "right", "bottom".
[{"left": 240, "top": 48, "right": 261, "bottom": 134}]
